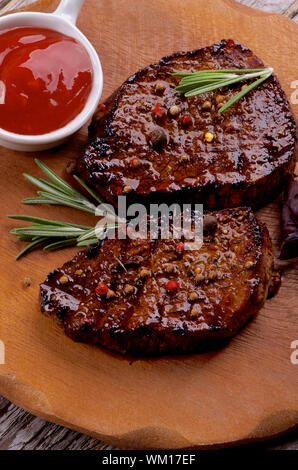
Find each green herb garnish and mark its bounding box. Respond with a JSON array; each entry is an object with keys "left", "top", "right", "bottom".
[
  {"left": 9, "top": 159, "right": 120, "bottom": 260},
  {"left": 173, "top": 67, "right": 273, "bottom": 113}
]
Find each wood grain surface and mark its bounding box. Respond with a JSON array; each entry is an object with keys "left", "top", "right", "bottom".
[{"left": 0, "top": 0, "right": 297, "bottom": 450}]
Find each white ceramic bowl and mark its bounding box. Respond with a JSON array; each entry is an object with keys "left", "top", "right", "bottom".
[{"left": 0, "top": 0, "right": 103, "bottom": 151}]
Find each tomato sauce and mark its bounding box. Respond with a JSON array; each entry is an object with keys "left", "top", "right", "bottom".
[{"left": 0, "top": 27, "right": 93, "bottom": 135}]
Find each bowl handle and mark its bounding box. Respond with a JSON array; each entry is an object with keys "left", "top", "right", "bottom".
[{"left": 54, "top": 0, "right": 85, "bottom": 25}]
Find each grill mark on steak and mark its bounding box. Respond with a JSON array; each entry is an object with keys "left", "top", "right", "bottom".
[
  {"left": 40, "top": 208, "right": 273, "bottom": 355},
  {"left": 78, "top": 39, "right": 296, "bottom": 210}
]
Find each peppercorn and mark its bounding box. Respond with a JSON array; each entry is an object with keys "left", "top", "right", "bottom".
[
  {"left": 59, "top": 275, "right": 69, "bottom": 285},
  {"left": 153, "top": 102, "right": 166, "bottom": 119},
  {"left": 164, "top": 264, "right": 175, "bottom": 273},
  {"left": 175, "top": 242, "right": 185, "bottom": 253},
  {"left": 205, "top": 131, "right": 214, "bottom": 142},
  {"left": 95, "top": 282, "right": 108, "bottom": 295},
  {"left": 130, "top": 157, "right": 141, "bottom": 168},
  {"left": 180, "top": 114, "right": 192, "bottom": 126},
  {"left": 155, "top": 82, "right": 165, "bottom": 93},
  {"left": 216, "top": 95, "right": 225, "bottom": 103},
  {"left": 189, "top": 292, "right": 199, "bottom": 302},
  {"left": 123, "top": 185, "right": 133, "bottom": 194},
  {"left": 124, "top": 284, "right": 134, "bottom": 294},
  {"left": 149, "top": 127, "right": 167, "bottom": 149},
  {"left": 66, "top": 159, "right": 76, "bottom": 175},
  {"left": 106, "top": 289, "right": 116, "bottom": 299},
  {"left": 23, "top": 276, "right": 31, "bottom": 288},
  {"left": 195, "top": 273, "right": 205, "bottom": 283},
  {"left": 140, "top": 268, "right": 150, "bottom": 278},
  {"left": 166, "top": 280, "right": 180, "bottom": 291},
  {"left": 169, "top": 105, "right": 181, "bottom": 116},
  {"left": 202, "top": 101, "right": 212, "bottom": 111},
  {"left": 190, "top": 306, "right": 201, "bottom": 318}
]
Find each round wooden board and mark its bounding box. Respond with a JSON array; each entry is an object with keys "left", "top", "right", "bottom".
[{"left": 0, "top": 0, "right": 297, "bottom": 450}]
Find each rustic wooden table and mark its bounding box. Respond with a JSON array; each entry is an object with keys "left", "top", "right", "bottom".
[{"left": 0, "top": 0, "right": 297, "bottom": 451}]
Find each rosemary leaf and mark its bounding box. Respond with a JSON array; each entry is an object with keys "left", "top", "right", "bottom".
[
  {"left": 176, "top": 80, "right": 223, "bottom": 93},
  {"left": 77, "top": 238, "right": 100, "bottom": 247},
  {"left": 73, "top": 175, "right": 103, "bottom": 205},
  {"left": 23, "top": 195, "right": 96, "bottom": 214},
  {"left": 218, "top": 73, "right": 271, "bottom": 114},
  {"left": 17, "top": 235, "right": 39, "bottom": 242},
  {"left": 172, "top": 68, "right": 267, "bottom": 77},
  {"left": 184, "top": 73, "right": 259, "bottom": 97},
  {"left": 8, "top": 215, "right": 92, "bottom": 230},
  {"left": 11, "top": 226, "right": 85, "bottom": 237},
  {"left": 9, "top": 160, "right": 122, "bottom": 260},
  {"left": 15, "top": 237, "right": 45, "bottom": 261},
  {"left": 173, "top": 67, "right": 273, "bottom": 113},
  {"left": 23, "top": 173, "right": 67, "bottom": 197},
  {"left": 73, "top": 175, "right": 122, "bottom": 221},
  {"left": 43, "top": 238, "right": 79, "bottom": 251},
  {"left": 36, "top": 190, "right": 96, "bottom": 209},
  {"left": 34, "top": 159, "right": 80, "bottom": 197},
  {"left": 76, "top": 227, "right": 97, "bottom": 242},
  {"left": 8, "top": 214, "right": 65, "bottom": 225}
]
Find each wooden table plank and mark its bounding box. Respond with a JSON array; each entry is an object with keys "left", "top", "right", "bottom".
[
  {"left": 238, "top": 0, "right": 298, "bottom": 21},
  {"left": 0, "top": 0, "right": 297, "bottom": 450}
]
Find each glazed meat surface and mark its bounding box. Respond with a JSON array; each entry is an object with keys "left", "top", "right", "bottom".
[
  {"left": 40, "top": 208, "right": 273, "bottom": 355},
  {"left": 78, "top": 39, "right": 296, "bottom": 210}
]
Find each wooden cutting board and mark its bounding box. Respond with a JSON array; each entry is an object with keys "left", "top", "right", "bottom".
[{"left": 0, "top": 0, "right": 297, "bottom": 450}]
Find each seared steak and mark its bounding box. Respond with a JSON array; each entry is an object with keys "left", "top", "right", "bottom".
[
  {"left": 78, "top": 39, "right": 296, "bottom": 210},
  {"left": 40, "top": 208, "right": 273, "bottom": 355}
]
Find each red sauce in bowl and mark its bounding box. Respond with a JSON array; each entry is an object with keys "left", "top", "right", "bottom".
[{"left": 0, "top": 27, "right": 93, "bottom": 135}]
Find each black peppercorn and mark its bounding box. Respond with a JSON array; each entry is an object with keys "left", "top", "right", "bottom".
[{"left": 149, "top": 127, "right": 167, "bottom": 149}]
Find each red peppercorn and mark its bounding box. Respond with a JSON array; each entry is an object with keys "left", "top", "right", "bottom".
[
  {"left": 175, "top": 242, "right": 185, "bottom": 253},
  {"left": 154, "top": 102, "right": 161, "bottom": 115},
  {"left": 166, "top": 280, "right": 180, "bottom": 291},
  {"left": 154, "top": 102, "right": 166, "bottom": 119},
  {"left": 180, "top": 114, "right": 192, "bottom": 126},
  {"left": 98, "top": 103, "right": 106, "bottom": 111},
  {"left": 130, "top": 157, "right": 140, "bottom": 167},
  {"left": 95, "top": 282, "right": 108, "bottom": 295}
]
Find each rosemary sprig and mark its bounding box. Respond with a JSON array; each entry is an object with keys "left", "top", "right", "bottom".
[
  {"left": 173, "top": 67, "right": 273, "bottom": 113},
  {"left": 9, "top": 215, "right": 118, "bottom": 260},
  {"left": 22, "top": 158, "right": 98, "bottom": 214},
  {"left": 8, "top": 160, "right": 121, "bottom": 260}
]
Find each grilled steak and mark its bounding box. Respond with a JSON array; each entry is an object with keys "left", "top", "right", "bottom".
[
  {"left": 77, "top": 39, "right": 296, "bottom": 210},
  {"left": 40, "top": 208, "right": 273, "bottom": 355}
]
